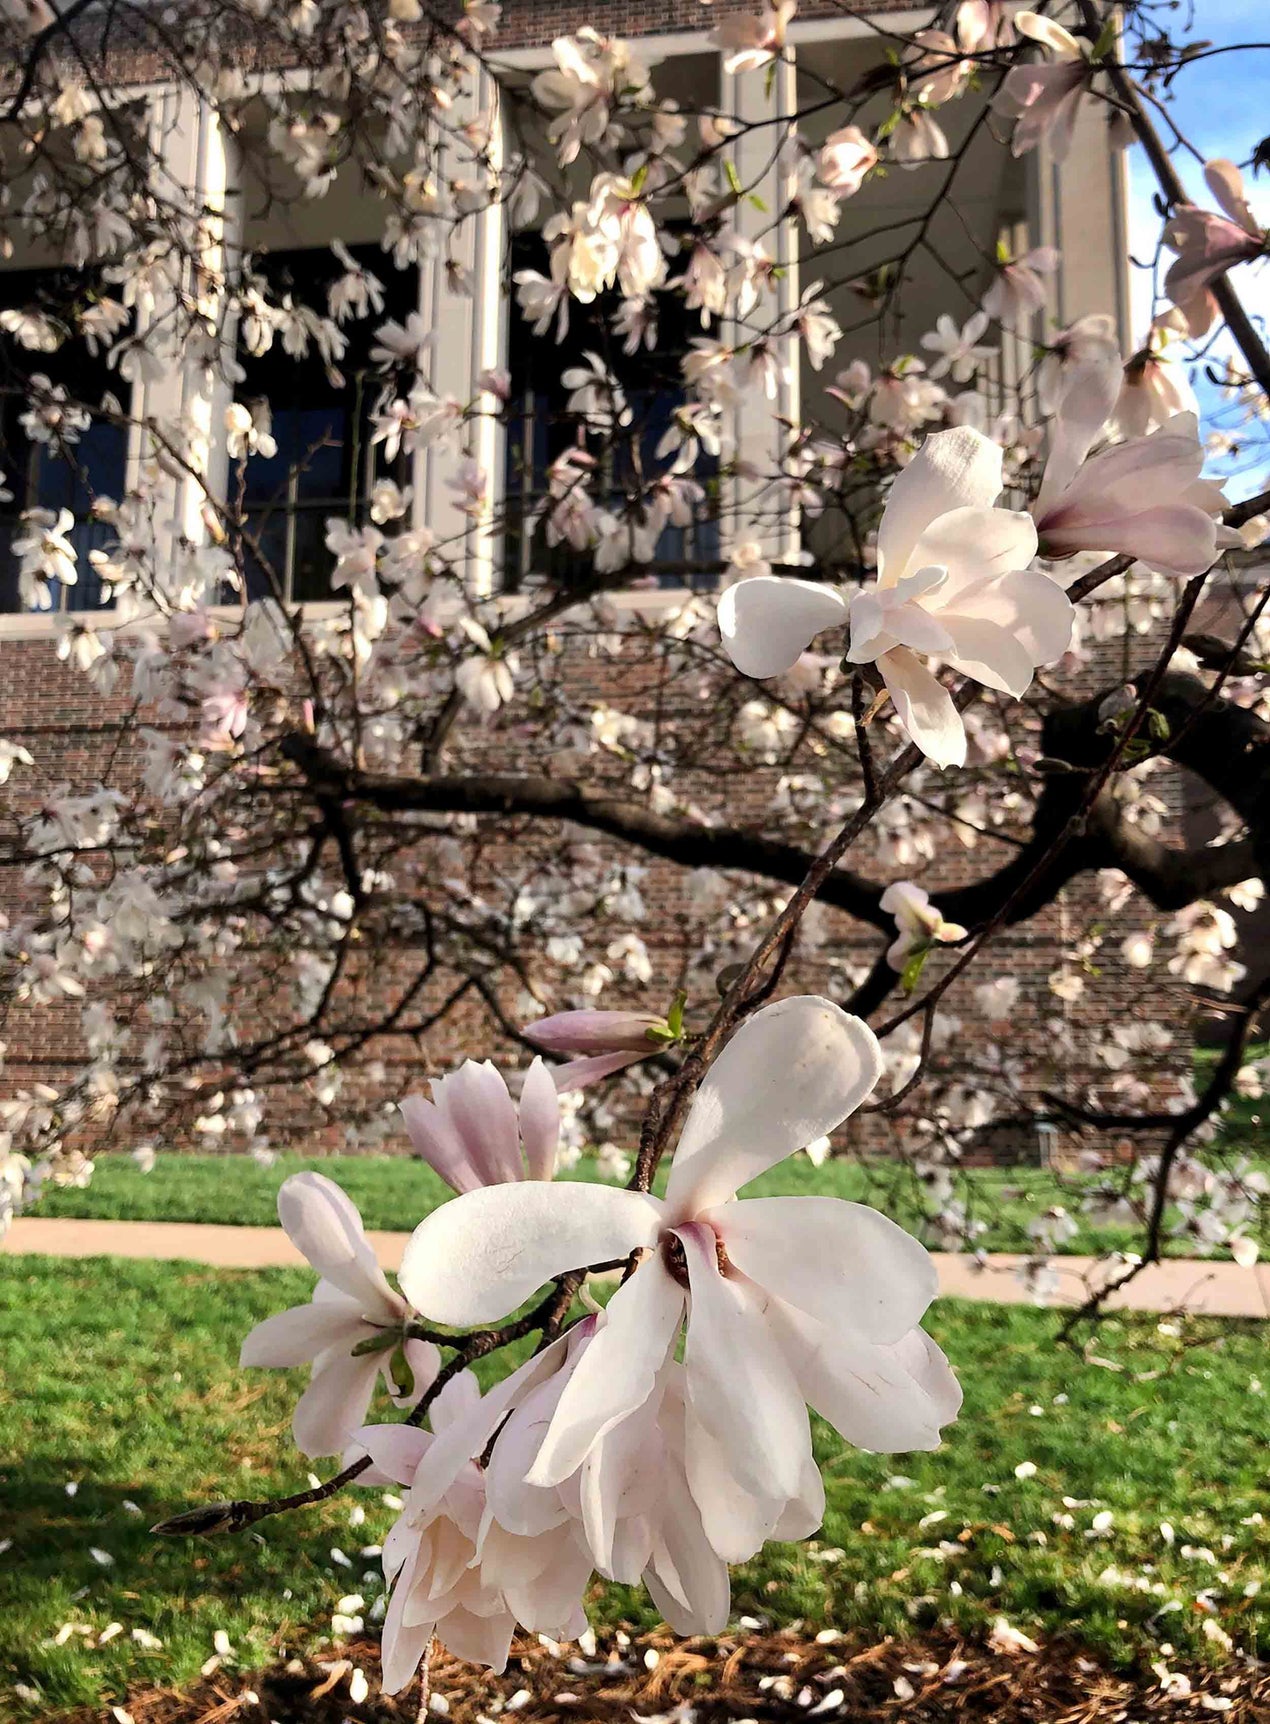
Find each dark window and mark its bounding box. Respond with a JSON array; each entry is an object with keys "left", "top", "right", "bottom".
[
  {"left": 234, "top": 244, "right": 418, "bottom": 604},
  {"left": 504, "top": 232, "right": 719, "bottom": 591},
  {"left": 0, "top": 267, "right": 128, "bottom": 613}
]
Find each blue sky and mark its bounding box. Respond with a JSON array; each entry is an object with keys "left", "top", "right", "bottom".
[{"left": 1124, "top": 3, "right": 1270, "bottom": 498}]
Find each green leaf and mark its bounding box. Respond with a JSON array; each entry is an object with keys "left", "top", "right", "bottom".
[
  {"left": 350, "top": 1328, "right": 399, "bottom": 1358},
  {"left": 1091, "top": 14, "right": 1118, "bottom": 61},
  {"left": 666, "top": 989, "right": 687, "bottom": 1039},
  {"left": 388, "top": 1343, "right": 415, "bottom": 1403},
  {"left": 899, "top": 943, "right": 932, "bottom": 996}
]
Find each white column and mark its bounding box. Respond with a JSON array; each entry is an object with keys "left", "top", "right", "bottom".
[
  {"left": 415, "top": 61, "right": 506, "bottom": 598},
  {"left": 1030, "top": 108, "right": 1132, "bottom": 350},
  {"left": 720, "top": 46, "right": 801, "bottom": 565},
  {"left": 138, "top": 87, "right": 242, "bottom": 572}
]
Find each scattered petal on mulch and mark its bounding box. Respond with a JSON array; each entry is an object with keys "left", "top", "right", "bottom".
[{"left": 55, "top": 1628, "right": 1270, "bottom": 1724}]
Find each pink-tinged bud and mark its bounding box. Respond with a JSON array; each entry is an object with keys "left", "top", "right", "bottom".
[{"left": 522, "top": 1009, "right": 666, "bottom": 1058}]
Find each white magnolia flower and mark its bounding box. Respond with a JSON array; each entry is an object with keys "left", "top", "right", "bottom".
[
  {"left": 920, "top": 312, "right": 996, "bottom": 383},
  {"left": 240, "top": 1173, "right": 434, "bottom": 1456},
  {"left": 718, "top": 428, "right": 1074, "bottom": 767},
  {"left": 881, "top": 882, "right": 967, "bottom": 971},
  {"left": 399, "top": 997, "right": 961, "bottom": 1536}
]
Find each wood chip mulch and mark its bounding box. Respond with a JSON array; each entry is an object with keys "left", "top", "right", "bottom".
[{"left": 59, "top": 1627, "right": 1270, "bottom": 1724}]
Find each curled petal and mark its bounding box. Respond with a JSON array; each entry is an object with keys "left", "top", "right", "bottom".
[
  {"left": 277, "top": 1172, "right": 399, "bottom": 1313},
  {"left": 239, "top": 1298, "right": 368, "bottom": 1369},
  {"left": 399, "top": 1181, "right": 663, "bottom": 1325},
  {"left": 718, "top": 575, "right": 849, "bottom": 679},
  {"left": 878, "top": 646, "right": 966, "bottom": 768}
]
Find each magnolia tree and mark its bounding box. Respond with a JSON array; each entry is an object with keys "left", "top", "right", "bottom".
[{"left": 1, "top": 0, "right": 1270, "bottom": 1689}]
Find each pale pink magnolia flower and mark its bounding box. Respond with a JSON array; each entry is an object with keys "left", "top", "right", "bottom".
[
  {"left": 991, "top": 11, "right": 1089, "bottom": 162},
  {"left": 1033, "top": 352, "right": 1229, "bottom": 577},
  {"left": 815, "top": 125, "right": 877, "bottom": 198},
  {"left": 400, "top": 997, "right": 962, "bottom": 1514},
  {"left": 1116, "top": 317, "right": 1199, "bottom": 438},
  {"left": 200, "top": 687, "right": 249, "bottom": 742},
  {"left": 349, "top": 1370, "right": 591, "bottom": 1686},
  {"left": 400, "top": 1056, "right": 560, "bottom": 1191},
  {"left": 240, "top": 1173, "right": 435, "bottom": 1457},
  {"left": 718, "top": 428, "right": 1073, "bottom": 768},
  {"left": 955, "top": 0, "right": 1014, "bottom": 52},
  {"left": 522, "top": 1008, "right": 670, "bottom": 1089},
  {"left": 1164, "top": 159, "right": 1265, "bottom": 337},
  {"left": 1037, "top": 313, "right": 1121, "bottom": 415},
  {"left": 905, "top": 28, "right": 971, "bottom": 106},
  {"left": 360, "top": 1324, "right": 737, "bottom": 1659},
  {"left": 980, "top": 244, "right": 1058, "bottom": 326},
  {"left": 881, "top": 882, "right": 967, "bottom": 971},
  {"left": 891, "top": 107, "right": 949, "bottom": 168},
  {"left": 920, "top": 311, "right": 996, "bottom": 383},
  {"left": 713, "top": 0, "right": 795, "bottom": 75}
]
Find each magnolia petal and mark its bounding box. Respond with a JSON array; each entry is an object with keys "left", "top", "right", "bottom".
[
  {"left": 484, "top": 1374, "right": 574, "bottom": 1535},
  {"left": 718, "top": 576, "right": 848, "bottom": 678},
  {"left": 579, "top": 1389, "right": 664, "bottom": 1577},
  {"left": 913, "top": 506, "right": 1039, "bottom": 596},
  {"left": 1204, "top": 158, "right": 1257, "bottom": 234},
  {"left": 399, "top": 1181, "right": 662, "bottom": 1325},
  {"left": 528, "top": 1257, "right": 684, "bottom": 1488},
  {"left": 399, "top": 1093, "right": 483, "bottom": 1194},
  {"left": 380, "top": 1569, "right": 435, "bottom": 1695},
  {"left": 876, "top": 600, "right": 957, "bottom": 658},
  {"left": 706, "top": 1196, "right": 939, "bottom": 1344},
  {"left": 877, "top": 427, "right": 1003, "bottom": 587},
  {"left": 517, "top": 1056, "right": 560, "bottom": 1180},
  {"left": 441, "top": 1059, "right": 523, "bottom": 1187},
  {"left": 1015, "top": 8, "right": 1082, "bottom": 57},
  {"left": 879, "top": 646, "right": 966, "bottom": 769},
  {"left": 979, "top": 567, "right": 1075, "bottom": 665},
  {"left": 771, "top": 1299, "right": 962, "bottom": 1453},
  {"left": 276, "top": 1172, "right": 398, "bottom": 1313},
  {"left": 548, "top": 1048, "right": 649, "bottom": 1091},
  {"left": 436, "top": 1603, "right": 516, "bottom": 1673},
  {"left": 345, "top": 1422, "right": 431, "bottom": 1486},
  {"left": 403, "top": 1333, "right": 574, "bottom": 1521},
  {"left": 643, "top": 1395, "right": 732, "bottom": 1638},
  {"left": 665, "top": 996, "right": 883, "bottom": 1215},
  {"left": 684, "top": 1400, "right": 800, "bottom": 1562},
  {"left": 291, "top": 1348, "right": 382, "bottom": 1458},
  {"left": 239, "top": 1298, "right": 368, "bottom": 1368},
  {"left": 1043, "top": 504, "right": 1216, "bottom": 577},
  {"left": 678, "top": 1222, "right": 811, "bottom": 1499},
  {"left": 942, "top": 614, "right": 1037, "bottom": 696}
]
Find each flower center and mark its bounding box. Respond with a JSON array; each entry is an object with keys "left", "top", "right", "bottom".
[{"left": 661, "top": 1226, "right": 731, "bottom": 1288}]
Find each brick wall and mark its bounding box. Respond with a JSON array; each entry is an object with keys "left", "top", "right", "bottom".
[{"left": 0, "top": 619, "right": 1198, "bottom": 1161}]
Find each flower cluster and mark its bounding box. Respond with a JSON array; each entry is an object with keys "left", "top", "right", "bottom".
[{"left": 242, "top": 999, "right": 960, "bottom": 1685}]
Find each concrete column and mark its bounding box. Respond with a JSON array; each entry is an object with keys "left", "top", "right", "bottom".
[
  {"left": 415, "top": 61, "right": 506, "bottom": 598},
  {"left": 138, "top": 87, "right": 242, "bottom": 574},
  {"left": 720, "top": 46, "right": 801, "bottom": 564},
  {"left": 1029, "top": 106, "right": 1132, "bottom": 351}
]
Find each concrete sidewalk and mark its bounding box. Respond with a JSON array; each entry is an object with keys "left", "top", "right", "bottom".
[{"left": 7, "top": 1215, "right": 1270, "bottom": 1318}]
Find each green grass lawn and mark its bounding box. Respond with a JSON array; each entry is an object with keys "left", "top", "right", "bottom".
[
  {"left": 2, "top": 1254, "right": 1267, "bottom": 1717},
  {"left": 33, "top": 1148, "right": 1205, "bottom": 1257}
]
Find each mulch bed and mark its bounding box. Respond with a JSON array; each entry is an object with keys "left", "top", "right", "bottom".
[{"left": 60, "top": 1627, "right": 1270, "bottom": 1724}]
